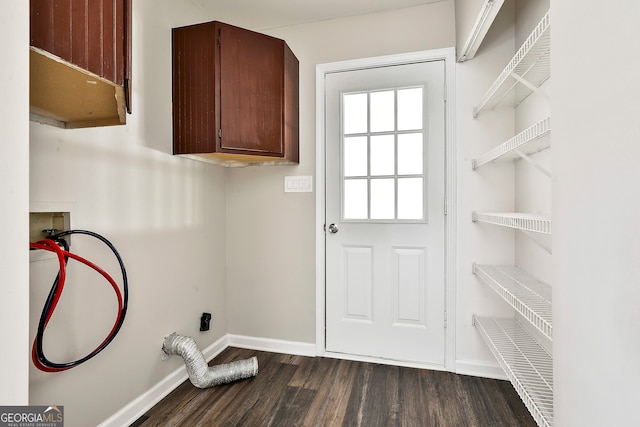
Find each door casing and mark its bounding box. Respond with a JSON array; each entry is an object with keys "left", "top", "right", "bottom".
[{"left": 315, "top": 48, "right": 457, "bottom": 371}]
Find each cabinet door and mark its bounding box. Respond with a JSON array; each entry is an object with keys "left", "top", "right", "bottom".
[{"left": 218, "top": 23, "right": 285, "bottom": 157}]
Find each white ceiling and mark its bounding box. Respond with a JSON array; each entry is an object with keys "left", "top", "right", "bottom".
[{"left": 190, "top": 0, "right": 445, "bottom": 30}]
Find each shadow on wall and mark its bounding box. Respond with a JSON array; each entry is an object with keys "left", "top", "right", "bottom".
[{"left": 136, "top": 0, "right": 217, "bottom": 155}]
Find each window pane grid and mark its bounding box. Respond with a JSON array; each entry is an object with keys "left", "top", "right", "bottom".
[{"left": 341, "top": 85, "right": 426, "bottom": 222}]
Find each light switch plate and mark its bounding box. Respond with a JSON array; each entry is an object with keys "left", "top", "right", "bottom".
[{"left": 284, "top": 175, "right": 313, "bottom": 193}]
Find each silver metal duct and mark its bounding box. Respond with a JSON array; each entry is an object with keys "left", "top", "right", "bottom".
[{"left": 162, "top": 333, "right": 258, "bottom": 388}]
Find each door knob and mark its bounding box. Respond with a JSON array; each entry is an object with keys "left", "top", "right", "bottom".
[{"left": 328, "top": 223, "right": 339, "bottom": 234}]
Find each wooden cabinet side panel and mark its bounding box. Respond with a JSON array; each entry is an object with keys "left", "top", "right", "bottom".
[
  {"left": 218, "top": 23, "right": 284, "bottom": 157},
  {"left": 120, "top": 0, "right": 131, "bottom": 112},
  {"left": 172, "top": 23, "right": 217, "bottom": 155},
  {"left": 284, "top": 44, "right": 300, "bottom": 163}
]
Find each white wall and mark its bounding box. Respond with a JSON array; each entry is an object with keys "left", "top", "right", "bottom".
[
  {"left": 20, "top": 0, "right": 640, "bottom": 425},
  {"left": 454, "top": 1, "right": 517, "bottom": 376},
  {"left": 0, "top": 0, "right": 30, "bottom": 406},
  {"left": 28, "top": 2, "right": 229, "bottom": 427},
  {"left": 553, "top": 0, "right": 640, "bottom": 425},
  {"left": 223, "top": 1, "right": 456, "bottom": 344},
  {"left": 513, "top": 0, "right": 551, "bottom": 285}
]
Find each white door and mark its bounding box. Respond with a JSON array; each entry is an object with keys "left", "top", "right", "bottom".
[{"left": 325, "top": 60, "right": 446, "bottom": 365}]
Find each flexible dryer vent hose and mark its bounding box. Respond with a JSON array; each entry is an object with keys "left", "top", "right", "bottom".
[{"left": 162, "top": 333, "right": 258, "bottom": 388}]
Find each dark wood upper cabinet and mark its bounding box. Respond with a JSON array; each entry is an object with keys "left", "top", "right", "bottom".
[
  {"left": 172, "top": 21, "right": 299, "bottom": 166},
  {"left": 30, "top": 0, "right": 132, "bottom": 129}
]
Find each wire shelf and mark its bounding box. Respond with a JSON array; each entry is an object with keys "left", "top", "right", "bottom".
[
  {"left": 473, "top": 117, "right": 551, "bottom": 169},
  {"left": 472, "top": 212, "right": 551, "bottom": 234},
  {"left": 473, "top": 10, "right": 551, "bottom": 117},
  {"left": 473, "top": 316, "right": 553, "bottom": 427},
  {"left": 473, "top": 265, "right": 552, "bottom": 340}
]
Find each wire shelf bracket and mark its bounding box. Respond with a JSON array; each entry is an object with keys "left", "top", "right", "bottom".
[
  {"left": 473, "top": 10, "right": 551, "bottom": 117},
  {"left": 514, "top": 148, "right": 552, "bottom": 179},
  {"left": 519, "top": 229, "right": 552, "bottom": 254},
  {"left": 473, "top": 316, "right": 554, "bottom": 427},
  {"left": 473, "top": 264, "right": 552, "bottom": 340}
]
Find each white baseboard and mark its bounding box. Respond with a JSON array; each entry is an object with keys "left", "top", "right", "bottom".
[
  {"left": 321, "top": 351, "right": 448, "bottom": 372},
  {"left": 227, "top": 334, "right": 317, "bottom": 357},
  {"left": 101, "top": 336, "right": 504, "bottom": 427},
  {"left": 97, "top": 334, "right": 315, "bottom": 427},
  {"left": 455, "top": 359, "right": 507, "bottom": 381},
  {"left": 97, "top": 334, "right": 229, "bottom": 427}
]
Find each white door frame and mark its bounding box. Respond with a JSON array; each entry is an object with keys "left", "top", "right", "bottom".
[{"left": 315, "top": 48, "right": 457, "bottom": 371}]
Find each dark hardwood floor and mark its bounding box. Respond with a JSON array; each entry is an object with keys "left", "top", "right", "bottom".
[{"left": 132, "top": 347, "right": 536, "bottom": 427}]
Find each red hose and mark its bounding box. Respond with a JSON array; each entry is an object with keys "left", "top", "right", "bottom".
[{"left": 30, "top": 239, "right": 124, "bottom": 372}]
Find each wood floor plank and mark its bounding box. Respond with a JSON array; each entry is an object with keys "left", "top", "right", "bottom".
[
  {"left": 287, "top": 354, "right": 325, "bottom": 390},
  {"left": 346, "top": 363, "right": 399, "bottom": 427},
  {"left": 215, "top": 353, "right": 297, "bottom": 427},
  {"left": 396, "top": 365, "right": 432, "bottom": 426},
  {"left": 301, "top": 358, "right": 358, "bottom": 426},
  {"left": 137, "top": 347, "right": 538, "bottom": 427},
  {"left": 270, "top": 386, "right": 317, "bottom": 426}
]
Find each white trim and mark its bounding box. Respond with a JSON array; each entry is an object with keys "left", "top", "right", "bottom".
[
  {"left": 97, "top": 335, "right": 229, "bottom": 427},
  {"left": 315, "top": 48, "right": 457, "bottom": 371},
  {"left": 323, "top": 351, "right": 447, "bottom": 372},
  {"left": 98, "top": 335, "right": 228, "bottom": 427},
  {"left": 227, "top": 334, "right": 316, "bottom": 357},
  {"left": 315, "top": 60, "right": 327, "bottom": 357},
  {"left": 455, "top": 359, "right": 508, "bottom": 381},
  {"left": 442, "top": 48, "right": 458, "bottom": 372},
  {"left": 97, "top": 334, "right": 316, "bottom": 426}
]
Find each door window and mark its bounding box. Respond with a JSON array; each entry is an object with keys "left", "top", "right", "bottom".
[{"left": 341, "top": 86, "right": 426, "bottom": 222}]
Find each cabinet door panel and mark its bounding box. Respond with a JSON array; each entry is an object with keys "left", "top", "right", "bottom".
[
  {"left": 218, "top": 23, "right": 284, "bottom": 156},
  {"left": 70, "top": 0, "right": 88, "bottom": 69}
]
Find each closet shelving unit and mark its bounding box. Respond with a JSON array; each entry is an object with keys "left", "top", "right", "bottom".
[{"left": 471, "top": 9, "right": 553, "bottom": 427}]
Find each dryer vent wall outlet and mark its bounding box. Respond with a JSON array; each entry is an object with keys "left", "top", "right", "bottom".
[{"left": 200, "top": 312, "right": 212, "bottom": 331}]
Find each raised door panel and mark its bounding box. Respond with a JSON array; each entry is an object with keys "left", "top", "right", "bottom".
[
  {"left": 218, "top": 23, "right": 284, "bottom": 157},
  {"left": 342, "top": 246, "right": 373, "bottom": 322}
]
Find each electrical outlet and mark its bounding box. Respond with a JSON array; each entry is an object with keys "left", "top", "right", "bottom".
[
  {"left": 284, "top": 175, "right": 313, "bottom": 193},
  {"left": 200, "top": 312, "right": 212, "bottom": 331}
]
